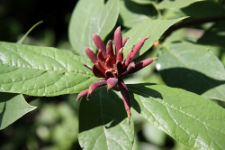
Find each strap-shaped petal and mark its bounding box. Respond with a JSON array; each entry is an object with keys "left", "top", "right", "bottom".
[
  {"left": 93, "top": 32, "right": 107, "bottom": 58},
  {"left": 119, "top": 62, "right": 135, "bottom": 77},
  {"left": 93, "top": 64, "right": 105, "bottom": 78},
  {"left": 76, "top": 89, "right": 89, "bottom": 101},
  {"left": 85, "top": 48, "right": 97, "bottom": 64},
  {"left": 106, "top": 40, "right": 115, "bottom": 58},
  {"left": 118, "top": 79, "right": 131, "bottom": 121},
  {"left": 128, "top": 58, "right": 157, "bottom": 74},
  {"left": 105, "top": 69, "right": 115, "bottom": 78},
  {"left": 97, "top": 49, "right": 105, "bottom": 62},
  {"left": 87, "top": 80, "right": 107, "bottom": 99},
  {"left": 83, "top": 64, "right": 92, "bottom": 71},
  {"left": 96, "top": 61, "right": 107, "bottom": 74},
  {"left": 105, "top": 57, "right": 112, "bottom": 68},
  {"left": 107, "top": 78, "right": 118, "bottom": 92},
  {"left": 124, "top": 50, "right": 132, "bottom": 67},
  {"left": 126, "top": 62, "right": 135, "bottom": 73},
  {"left": 130, "top": 36, "right": 150, "bottom": 62},
  {"left": 116, "top": 61, "right": 123, "bottom": 76},
  {"left": 116, "top": 48, "right": 124, "bottom": 63},
  {"left": 122, "top": 37, "right": 128, "bottom": 47},
  {"left": 114, "top": 26, "right": 122, "bottom": 58}
]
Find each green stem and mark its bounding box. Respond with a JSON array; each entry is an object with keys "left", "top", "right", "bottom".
[
  {"left": 163, "top": 15, "right": 225, "bottom": 39},
  {"left": 17, "top": 20, "right": 44, "bottom": 44}
]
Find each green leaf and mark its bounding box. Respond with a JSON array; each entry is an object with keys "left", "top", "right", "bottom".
[
  {"left": 1, "top": 22, "right": 41, "bottom": 132},
  {"left": 0, "top": 42, "right": 99, "bottom": 96},
  {"left": 123, "top": 17, "right": 186, "bottom": 56},
  {"left": 164, "top": 1, "right": 225, "bottom": 19},
  {"left": 69, "top": 0, "right": 119, "bottom": 56},
  {"left": 0, "top": 93, "right": 36, "bottom": 130},
  {"left": 128, "top": 83, "right": 225, "bottom": 150},
  {"left": 119, "top": 0, "right": 158, "bottom": 28},
  {"left": 198, "top": 21, "right": 225, "bottom": 48},
  {"left": 158, "top": 0, "right": 200, "bottom": 9},
  {"left": 181, "top": 1, "right": 225, "bottom": 17},
  {"left": 164, "top": 29, "right": 186, "bottom": 43},
  {"left": 69, "top": 0, "right": 104, "bottom": 54},
  {"left": 78, "top": 87, "right": 134, "bottom": 150},
  {"left": 3, "top": 20, "right": 42, "bottom": 131},
  {"left": 157, "top": 42, "right": 225, "bottom": 101}
]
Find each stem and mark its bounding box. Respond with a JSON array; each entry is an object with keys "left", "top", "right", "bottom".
[
  {"left": 163, "top": 15, "right": 225, "bottom": 38},
  {"left": 17, "top": 20, "right": 44, "bottom": 44}
]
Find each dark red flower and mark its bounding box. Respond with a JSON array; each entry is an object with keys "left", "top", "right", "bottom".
[{"left": 77, "top": 26, "right": 157, "bottom": 121}]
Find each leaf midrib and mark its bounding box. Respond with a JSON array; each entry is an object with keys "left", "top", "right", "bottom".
[
  {"left": 0, "top": 63, "right": 95, "bottom": 78},
  {"left": 0, "top": 42, "right": 95, "bottom": 77}
]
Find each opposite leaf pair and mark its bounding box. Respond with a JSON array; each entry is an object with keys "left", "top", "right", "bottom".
[{"left": 77, "top": 27, "right": 157, "bottom": 120}]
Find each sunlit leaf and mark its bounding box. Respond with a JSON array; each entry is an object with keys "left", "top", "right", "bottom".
[
  {"left": 128, "top": 83, "right": 225, "bottom": 150},
  {"left": 164, "top": 29, "right": 186, "bottom": 43},
  {"left": 0, "top": 93, "right": 36, "bottom": 130},
  {"left": 0, "top": 42, "right": 99, "bottom": 96},
  {"left": 69, "top": 0, "right": 104, "bottom": 54},
  {"left": 158, "top": 0, "right": 201, "bottom": 9},
  {"left": 69, "top": 0, "right": 119, "bottom": 56},
  {"left": 157, "top": 42, "right": 225, "bottom": 101},
  {"left": 78, "top": 87, "right": 134, "bottom": 150},
  {"left": 1, "top": 20, "right": 43, "bottom": 131},
  {"left": 123, "top": 17, "right": 186, "bottom": 56}
]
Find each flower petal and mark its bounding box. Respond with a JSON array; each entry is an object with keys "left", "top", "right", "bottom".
[
  {"left": 124, "top": 50, "right": 132, "bottom": 67},
  {"left": 87, "top": 80, "right": 107, "bottom": 99},
  {"left": 76, "top": 89, "right": 89, "bottom": 101},
  {"left": 114, "top": 26, "right": 122, "bottom": 58},
  {"left": 126, "top": 62, "right": 135, "bottom": 72},
  {"left": 83, "top": 64, "right": 92, "bottom": 71},
  {"left": 130, "top": 36, "right": 150, "bottom": 62},
  {"left": 97, "top": 49, "right": 105, "bottom": 62},
  {"left": 105, "top": 57, "right": 112, "bottom": 68},
  {"left": 93, "top": 64, "right": 105, "bottom": 78},
  {"left": 128, "top": 58, "right": 157, "bottom": 74},
  {"left": 118, "top": 79, "right": 131, "bottom": 121},
  {"left": 119, "top": 62, "right": 135, "bottom": 77},
  {"left": 93, "top": 32, "right": 107, "bottom": 58},
  {"left": 96, "top": 61, "right": 107, "bottom": 73},
  {"left": 85, "top": 48, "right": 97, "bottom": 64},
  {"left": 106, "top": 40, "right": 115, "bottom": 58},
  {"left": 105, "top": 69, "right": 115, "bottom": 78},
  {"left": 116, "top": 61, "right": 123, "bottom": 76},
  {"left": 107, "top": 78, "right": 118, "bottom": 92},
  {"left": 116, "top": 48, "right": 124, "bottom": 63},
  {"left": 122, "top": 37, "right": 128, "bottom": 47}
]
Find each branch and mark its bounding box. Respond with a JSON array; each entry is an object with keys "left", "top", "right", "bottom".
[{"left": 163, "top": 15, "right": 225, "bottom": 38}]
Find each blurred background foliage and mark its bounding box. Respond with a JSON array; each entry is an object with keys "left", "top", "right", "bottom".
[{"left": 1, "top": 0, "right": 225, "bottom": 149}]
